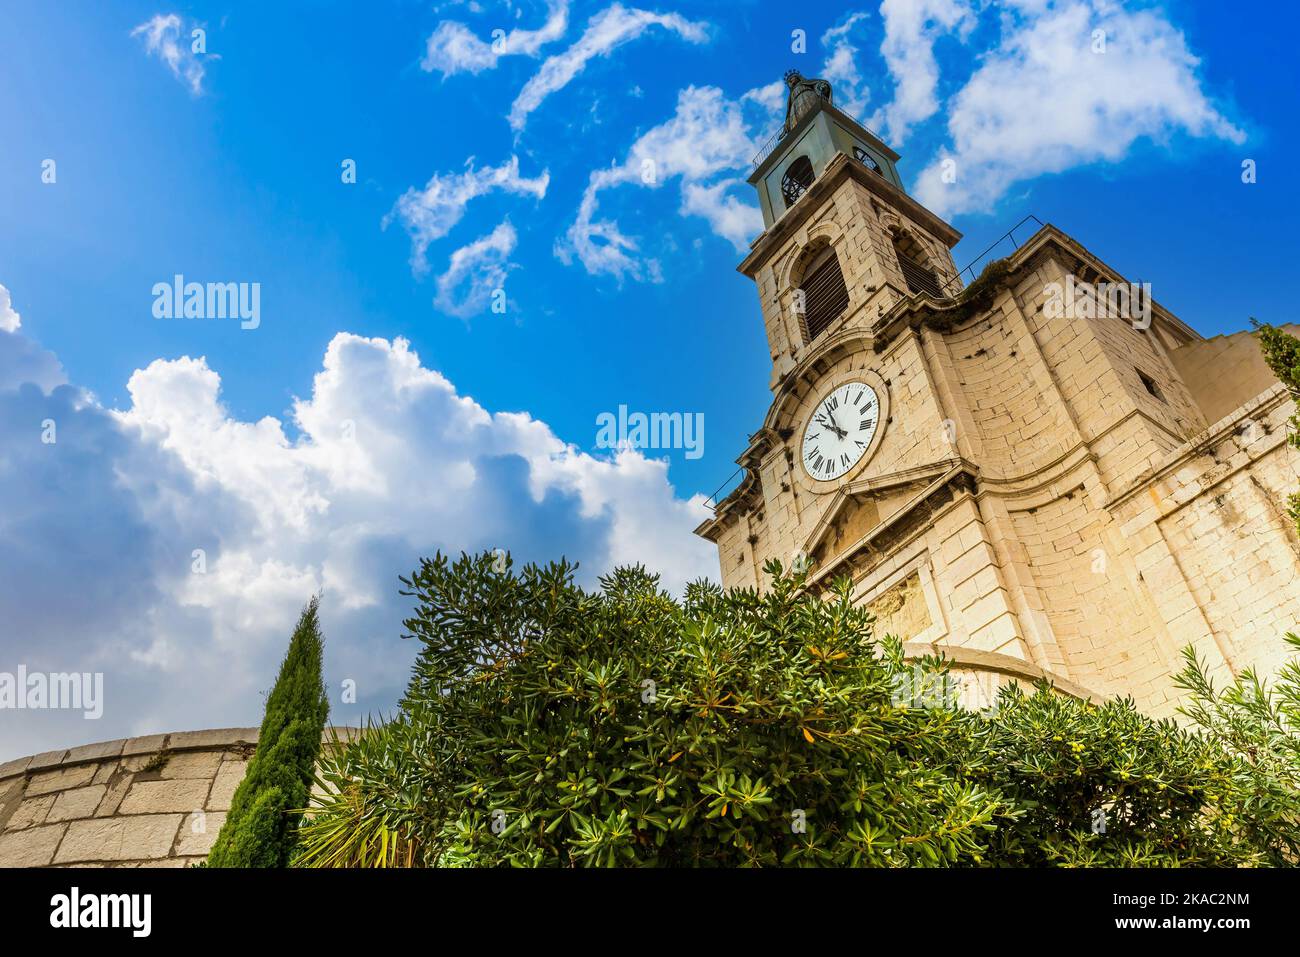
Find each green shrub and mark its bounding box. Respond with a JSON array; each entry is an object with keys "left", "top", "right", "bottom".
[
  {"left": 298, "top": 555, "right": 1286, "bottom": 867},
  {"left": 208, "top": 597, "right": 330, "bottom": 868},
  {"left": 1175, "top": 635, "right": 1300, "bottom": 865}
]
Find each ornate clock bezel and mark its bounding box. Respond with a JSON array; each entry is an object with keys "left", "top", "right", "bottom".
[{"left": 795, "top": 366, "right": 890, "bottom": 490}]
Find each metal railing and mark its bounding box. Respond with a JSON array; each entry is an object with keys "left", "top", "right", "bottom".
[
  {"left": 752, "top": 127, "right": 789, "bottom": 170},
  {"left": 940, "top": 215, "right": 1045, "bottom": 297},
  {"left": 704, "top": 465, "right": 747, "bottom": 513}
]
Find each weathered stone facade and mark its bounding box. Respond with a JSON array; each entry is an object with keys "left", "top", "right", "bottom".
[
  {"left": 697, "top": 85, "right": 1300, "bottom": 718},
  {"left": 1, "top": 729, "right": 259, "bottom": 867}
]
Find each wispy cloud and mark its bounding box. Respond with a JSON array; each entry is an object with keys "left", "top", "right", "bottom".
[
  {"left": 385, "top": 156, "right": 549, "bottom": 275},
  {"left": 557, "top": 85, "right": 760, "bottom": 281},
  {"left": 131, "top": 13, "right": 214, "bottom": 95},
  {"left": 422, "top": 0, "right": 570, "bottom": 77},
  {"left": 435, "top": 221, "right": 518, "bottom": 317},
  {"left": 868, "top": 0, "right": 976, "bottom": 143},
  {"left": 820, "top": 12, "right": 873, "bottom": 122},
  {"left": 508, "top": 3, "right": 709, "bottom": 131}
]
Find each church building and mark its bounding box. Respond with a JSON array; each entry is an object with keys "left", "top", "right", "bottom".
[{"left": 695, "top": 72, "right": 1300, "bottom": 718}]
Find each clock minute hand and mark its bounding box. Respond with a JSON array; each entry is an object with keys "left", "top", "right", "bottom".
[{"left": 825, "top": 410, "right": 847, "bottom": 439}]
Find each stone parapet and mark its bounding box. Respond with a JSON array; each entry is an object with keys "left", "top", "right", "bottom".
[{"left": 0, "top": 728, "right": 359, "bottom": 867}]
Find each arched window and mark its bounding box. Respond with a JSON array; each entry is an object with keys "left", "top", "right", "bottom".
[
  {"left": 781, "top": 156, "right": 815, "bottom": 209},
  {"left": 853, "top": 146, "right": 883, "bottom": 175},
  {"left": 796, "top": 246, "right": 850, "bottom": 342},
  {"left": 892, "top": 235, "right": 944, "bottom": 298}
]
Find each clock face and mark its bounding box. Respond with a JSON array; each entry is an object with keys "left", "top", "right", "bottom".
[{"left": 801, "top": 381, "right": 880, "bottom": 481}]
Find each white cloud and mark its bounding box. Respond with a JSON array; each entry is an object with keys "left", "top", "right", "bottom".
[
  {"left": 914, "top": 0, "right": 1245, "bottom": 217},
  {"left": 821, "top": 13, "right": 873, "bottom": 122},
  {"left": 869, "top": 0, "right": 976, "bottom": 143},
  {"left": 508, "top": 3, "right": 709, "bottom": 130},
  {"left": 680, "top": 180, "right": 762, "bottom": 252},
  {"left": 0, "top": 283, "right": 20, "bottom": 332},
  {"left": 558, "top": 85, "right": 762, "bottom": 279},
  {"left": 385, "top": 156, "right": 549, "bottom": 275},
  {"left": 131, "top": 13, "right": 213, "bottom": 95},
  {"left": 742, "top": 79, "right": 787, "bottom": 118},
  {"left": 435, "top": 221, "right": 518, "bottom": 317},
  {"left": 421, "top": 0, "right": 570, "bottom": 76},
  {"left": 0, "top": 308, "right": 716, "bottom": 759}
]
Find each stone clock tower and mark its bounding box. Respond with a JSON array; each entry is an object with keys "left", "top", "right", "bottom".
[{"left": 696, "top": 71, "right": 1300, "bottom": 718}]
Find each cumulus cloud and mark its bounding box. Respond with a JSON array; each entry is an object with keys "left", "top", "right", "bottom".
[
  {"left": 508, "top": 3, "right": 709, "bottom": 130},
  {"left": 435, "top": 221, "right": 518, "bottom": 317},
  {"left": 0, "top": 284, "right": 20, "bottom": 333},
  {"left": 557, "top": 85, "right": 763, "bottom": 280},
  {"left": 0, "top": 285, "right": 65, "bottom": 391},
  {"left": 385, "top": 156, "right": 549, "bottom": 275},
  {"left": 0, "top": 303, "right": 715, "bottom": 760},
  {"left": 131, "top": 13, "right": 213, "bottom": 95},
  {"left": 421, "top": 0, "right": 570, "bottom": 76},
  {"left": 914, "top": 0, "right": 1245, "bottom": 217}
]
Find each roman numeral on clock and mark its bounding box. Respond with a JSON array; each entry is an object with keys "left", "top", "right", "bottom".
[{"left": 860, "top": 418, "right": 874, "bottom": 430}]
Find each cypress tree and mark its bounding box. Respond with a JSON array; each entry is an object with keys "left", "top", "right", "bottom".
[{"left": 208, "top": 596, "right": 330, "bottom": 867}]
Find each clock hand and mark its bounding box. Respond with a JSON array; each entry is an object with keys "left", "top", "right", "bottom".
[{"left": 825, "top": 410, "right": 847, "bottom": 439}]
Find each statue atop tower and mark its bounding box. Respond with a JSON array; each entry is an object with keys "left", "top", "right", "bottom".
[{"left": 782, "top": 70, "right": 833, "bottom": 134}]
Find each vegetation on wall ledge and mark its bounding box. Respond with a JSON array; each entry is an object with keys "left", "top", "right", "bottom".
[{"left": 1255, "top": 320, "right": 1300, "bottom": 535}]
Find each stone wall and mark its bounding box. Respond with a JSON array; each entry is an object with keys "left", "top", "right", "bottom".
[{"left": 0, "top": 729, "right": 264, "bottom": 867}]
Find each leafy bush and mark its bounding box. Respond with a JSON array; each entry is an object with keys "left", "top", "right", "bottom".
[
  {"left": 1175, "top": 636, "right": 1300, "bottom": 865},
  {"left": 208, "top": 597, "right": 330, "bottom": 867},
  {"left": 298, "top": 555, "right": 1288, "bottom": 867}
]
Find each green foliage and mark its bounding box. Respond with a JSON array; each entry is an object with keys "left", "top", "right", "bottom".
[
  {"left": 976, "top": 687, "right": 1250, "bottom": 866},
  {"left": 298, "top": 555, "right": 1290, "bottom": 867},
  {"left": 1175, "top": 635, "right": 1300, "bottom": 864},
  {"left": 208, "top": 597, "right": 330, "bottom": 868},
  {"left": 1255, "top": 320, "right": 1300, "bottom": 534}
]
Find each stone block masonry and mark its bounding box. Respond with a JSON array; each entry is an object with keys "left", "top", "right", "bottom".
[{"left": 0, "top": 728, "right": 357, "bottom": 867}]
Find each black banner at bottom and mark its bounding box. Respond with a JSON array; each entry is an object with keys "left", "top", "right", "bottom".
[{"left": 0, "top": 866, "right": 1276, "bottom": 943}]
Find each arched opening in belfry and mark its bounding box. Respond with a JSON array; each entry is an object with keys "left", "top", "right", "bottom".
[
  {"left": 794, "top": 244, "right": 850, "bottom": 343},
  {"left": 853, "top": 146, "right": 883, "bottom": 175},
  {"left": 891, "top": 230, "right": 944, "bottom": 299},
  {"left": 781, "top": 156, "right": 815, "bottom": 209}
]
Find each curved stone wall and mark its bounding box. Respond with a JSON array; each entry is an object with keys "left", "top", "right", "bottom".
[{"left": 0, "top": 729, "right": 263, "bottom": 867}]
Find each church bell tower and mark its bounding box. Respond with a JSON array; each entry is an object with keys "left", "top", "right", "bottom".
[
  {"left": 696, "top": 71, "right": 1300, "bottom": 720},
  {"left": 745, "top": 71, "right": 963, "bottom": 390}
]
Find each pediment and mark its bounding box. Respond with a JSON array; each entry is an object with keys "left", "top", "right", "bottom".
[{"left": 802, "top": 459, "right": 976, "bottom": 574}]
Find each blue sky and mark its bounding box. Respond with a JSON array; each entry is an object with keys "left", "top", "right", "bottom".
[{"left": 0, "top": 0, "right": 1294, "bottom": 757}]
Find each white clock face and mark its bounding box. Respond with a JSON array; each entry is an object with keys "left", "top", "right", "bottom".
[{"left": 801, "top": 381, "right": 880, "bottom": 481}]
